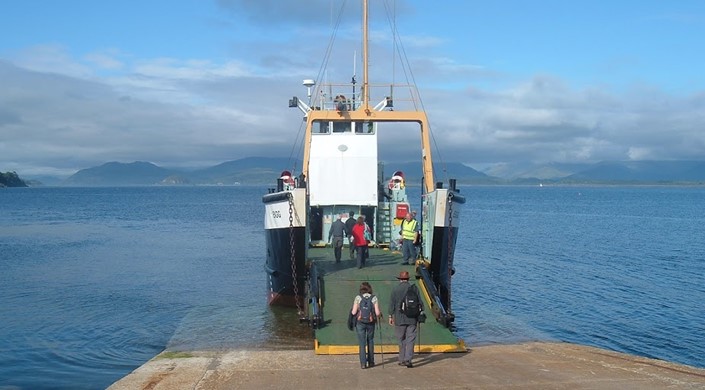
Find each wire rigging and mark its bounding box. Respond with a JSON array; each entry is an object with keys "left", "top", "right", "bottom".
[
  {"left": 287, "top": 0, "right": 349, "bottom": 174},
  {"left": 381, "top": 0, "right": 449, "bottom": 183},
  {"left": 289, "top": 0, "right": 450, "bottom": 184}
]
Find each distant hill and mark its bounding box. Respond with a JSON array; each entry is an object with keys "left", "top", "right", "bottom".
[
  {"left": 383, "top": 161, "right": 494, "bottom": 185},
  {"left": 189, "top": 157, "right": 301, "bottom": 185},
  {"left": 475, "top": 160, "right": 705, "bottom": 184},
  {"left": 560, "top": 161, "right": 705, "bottom": 183},
  {"left": 22, "top": 175, "right": 65, "bottom": 186},
  {"left": 40, "top": 159, "right": 705, "bottom": 186},
  {"left": 0, "top": 171, "right": 28, "bottom": 187},
  {"left": 477, "top": 162, "right": 593, "bottom": 180},
  {"left": 63, "top": 161, "right": 177, "bottom": 186},
  {"left": 59, "top": 158, "right": 492, "bottom": 186}
]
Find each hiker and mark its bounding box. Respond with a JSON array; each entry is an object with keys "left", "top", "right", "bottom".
[
  {"left": 351, "top": 282, "right": 382, "bottom": 369},
  {"left": 345, "top": 211, "right": 357, "bottom": 259},
  {"left": 351, "top": 216, "right": 369, "bottom": 268},
  {"left": 328, "top": 214, "right": 346, "bottom": 262},
  {"left": 388, "top": 270, "right": 423, "bottom": 368}
]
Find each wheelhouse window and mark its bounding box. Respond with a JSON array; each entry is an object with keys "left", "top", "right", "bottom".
[
  {"left": 355, "top": 121, "right": 374, "bottom": 134},
  {"left": 312, "top": 121, "right": 375, "bottom": 134},
  {"left": 332, "top": 121, "right": 350, "bottom": 133},
  {"left": 314, "top": 121, "right": 330, "bottom": 134}
]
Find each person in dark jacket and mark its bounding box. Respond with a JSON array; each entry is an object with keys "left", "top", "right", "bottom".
[
  {"left": 328, "top": 214, "right": 346, "bottom": 262},
  {"left": 345, "top": 211, "right": 357, "bottom": 260},
  {"left": 388, "top": 270, "right": 422, "bottom": 367}
]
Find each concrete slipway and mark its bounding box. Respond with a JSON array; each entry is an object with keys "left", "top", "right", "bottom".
[
  {"left": 110, "top": 247, "right": 705, "bottom": 389},
  {"left": 109, "top": 342, "right": 705, "bottom": 389}
]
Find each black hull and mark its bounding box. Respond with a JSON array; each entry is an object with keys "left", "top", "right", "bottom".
[
  {"left": 265, "top": 226, "right": 307, "bottom": 307},
  {"left": 429, "top": 225, "right": 460, "bottom": 311}
]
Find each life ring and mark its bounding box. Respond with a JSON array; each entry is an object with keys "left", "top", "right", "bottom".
[
  {"left": 388, "top": 175, "right": 405, "bottom": 190},
  {"left": 280, "top": 170, "right": 295, "bottom": 188}
]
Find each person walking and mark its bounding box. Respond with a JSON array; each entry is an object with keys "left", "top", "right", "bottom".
[
  {"left": 328, "top": 214, "right": 346, "bottom": 263},
  {"left": 351, "top": 216, "right": 369, "bottom": 268},
  {"left": 345, "top": 211, "right": 357, "bottom": 260},
  {"left": 400, "top": 212, "right": 420, "bottom": 265},
  {"left": 362, "top": 215, "right": 372, "bottom": 264},
  {"left": 388, "top": 271, "right": 422, "bottom": 368},
  {"left": 351, "top": 282, "right": 382, "bottom": 369}
]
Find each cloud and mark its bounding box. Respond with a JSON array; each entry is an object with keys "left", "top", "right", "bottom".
[
  {"left": 416, "top": 75, "right": 705, "bottom": 165},
  {"left": 84, "top": 50, "right": 125, "bottom": 70},
  {"left": 2, "top": 9, "right": 705, "bottom": 179},
  {"left": 4, "top": 47, "right": 705, "bottom": 177},
  {"left": 11, "top": 44, "right": 94, "bottom": 78},
  {"left": 0, "top": 56, "right": 303, "bottom": 176}
]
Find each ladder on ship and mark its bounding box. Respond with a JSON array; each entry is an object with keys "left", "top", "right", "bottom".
[{"left": 376, "top": 202, "right": 392, "bottom": 247}]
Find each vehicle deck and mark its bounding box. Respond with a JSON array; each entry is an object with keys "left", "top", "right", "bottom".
[{"left": 308, "top": 246, "right": 466, "bottom": 354}]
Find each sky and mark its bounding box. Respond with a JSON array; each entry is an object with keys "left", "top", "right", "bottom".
[{"left": 2, "top": 0, "right": 705, "bottom": 177}]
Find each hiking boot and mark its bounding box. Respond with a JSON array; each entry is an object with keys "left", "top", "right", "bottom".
[
  {"left": 368, "top": 362, "right": 375, "bottom": 368},
  {"left": 398, "top": 361, "right": 406, "bottom": 366}
]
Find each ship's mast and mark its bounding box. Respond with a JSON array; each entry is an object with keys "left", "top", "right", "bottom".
[
  {"left": 362, "top": 0, "right": 369, "bottom": 111},
  {"left": 301, "top": 0, "right": 436, "bottom": 194}
]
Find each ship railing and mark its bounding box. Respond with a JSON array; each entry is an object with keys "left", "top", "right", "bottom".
[
  {"left": 307, "top": 82, "right": 423, "bottom": 112},
  {"left": 418, "top": 263, "right": 454, "bottom": 328}
]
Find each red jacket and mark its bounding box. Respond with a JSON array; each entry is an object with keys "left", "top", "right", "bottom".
[{"left": 351, "top": 223, "right": 368, "bottom": 247}]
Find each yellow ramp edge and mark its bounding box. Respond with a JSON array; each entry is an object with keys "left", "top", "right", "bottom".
[{"left": 315, "top": 340, "right": 467, "bottom": 355}]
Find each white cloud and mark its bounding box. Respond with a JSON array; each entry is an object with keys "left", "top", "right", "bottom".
[
  {"left": 12, "top": 44, "right": 94, "bottom": 78},
  {"left": 628, "top": 147, "right": 651, "bottom": 160},
  {"left": 3, "top": 6, "right": 705, "bottom": 178},
  {"left": 84, "top": 50, "right": 124, "bottom": 70}
]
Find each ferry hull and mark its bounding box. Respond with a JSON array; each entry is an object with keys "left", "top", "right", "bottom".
[
  {"left": 261, "top": 0, "right": 466, "bottom": 338},
  {"left": 265, "top": 226, "right": 307, "bottom": 307},
  {"left": 429, "top": 225, "right": 461, "bottom": 309}
]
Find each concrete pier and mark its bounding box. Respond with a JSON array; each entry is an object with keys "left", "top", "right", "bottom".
[{"left": 109, "top": 342, "right": 705, "bottom": 389}]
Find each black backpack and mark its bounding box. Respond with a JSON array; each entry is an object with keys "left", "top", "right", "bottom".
[
  {"left": 400, "top": 284, "right": 421, "bottom": 318},
  {"left": 357, "top": 295, "right": 376, "bottom": 323}
]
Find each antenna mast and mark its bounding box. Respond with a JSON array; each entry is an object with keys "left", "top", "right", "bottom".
[
  {"left": 352, "top": 52, "right": 357, "bottom": 110},
  {"left": 362, "top": 0, "right": 369, "bottom": 111}
]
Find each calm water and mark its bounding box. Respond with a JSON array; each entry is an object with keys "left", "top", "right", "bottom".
[{"left": 1, "top": 185, "right": 704, "bottom": 389}]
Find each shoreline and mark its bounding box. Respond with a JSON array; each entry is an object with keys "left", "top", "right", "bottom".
[{"left": 109, "top": 342, "right": 705, "bottom": 389}]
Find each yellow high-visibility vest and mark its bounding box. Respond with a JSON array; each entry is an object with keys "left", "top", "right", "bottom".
[{"left": 401, "top": 219, "right": 417, "bottom": 240}]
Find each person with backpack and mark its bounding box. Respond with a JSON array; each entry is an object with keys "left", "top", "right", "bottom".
[
  {"left": 388, "top": 270, "right": 423, "bottom": 368},
  {"left": 351, "top": 282, "right": 382, "bottom": 369}
]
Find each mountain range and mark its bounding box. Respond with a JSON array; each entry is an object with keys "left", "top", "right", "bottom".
[{"left": 18, "top": 158, "right": 705, "bottom": 186}]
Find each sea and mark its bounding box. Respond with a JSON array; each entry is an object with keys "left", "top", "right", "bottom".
[{"left": 1, "top": 185, "right": 704, "bottom": 389}]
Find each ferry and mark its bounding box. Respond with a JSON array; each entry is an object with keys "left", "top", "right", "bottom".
[{"left": 263, "top": 0, "right": 465, "bottom": 352}]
